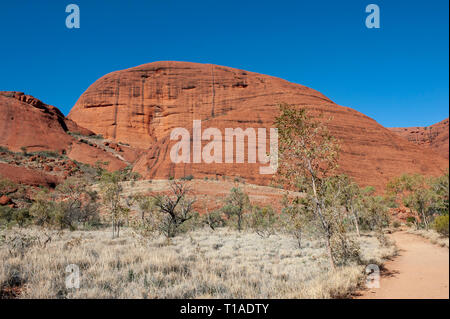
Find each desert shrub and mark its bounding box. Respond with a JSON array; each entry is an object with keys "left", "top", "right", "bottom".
[
  {"left": 29, "top": 191, "right": 55, "bottom": 227},
  {"left": 392, "top": 221, "right": 401, "bottom": 228},
  {"left": 359, "top": 195, "right": 390, "bottom": 232},
  {"left": 0, "top": 178, "right": 17, "bottom": 197},
  {"left": 278, "top": 195, "right": 316, "bottom": 249},
  {"left": 222, "top": 187, "right": 250, "bottom": 232},
  {"left": 180, "top": 175, "right": 194, "bottom": 181},
  {"left": 386, "top": 173, "right": 449, "bottom": 230},
  {"left": 0, "top": 208, "right": 32, "bottom": 228},
  {"left": 0, "top": 146, "right": 11, "bottom": 153},
  {"left": 53, "top": 177, "right": 100, "bottom": 230},
  {"left": 33, "top": 151, "right": 60, "bottom": 158},
  {"left": 0, "top": 206, "right": 14, "bottom": 226},
  {"left": 28, "top": 178, "right": 100, "bottom": 230},
  {"left": 248, "top": 205, "right": 279, "bottom": 238},
  {"left": 433, "top": 215, "right": 449, "bottom": 237},
  {"left": 152, "top": 180, "right": 197, "bottom": 238},
  {"left": 100, "top": 171, "right": 129, "bottom": 238},
  {"left": 132, "top": 210, "right": 164, "bottom": 239},
  {"left": 330, "top": 232, "right": 361, "bottom": 266},
  {"left": 202, "top": 210, "right": 226, "bottom": 230}
]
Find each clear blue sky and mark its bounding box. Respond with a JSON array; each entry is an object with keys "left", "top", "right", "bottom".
[{"left": 0, "top": 0, "right": 448, "bottom": 127}]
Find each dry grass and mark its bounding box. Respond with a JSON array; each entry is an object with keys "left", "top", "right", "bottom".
[
  {"left": 0, "top": 227, "right": 395, "bottom": 299},
  {"left": 406, "top": 229, "right": 449, "bottom": 249}
]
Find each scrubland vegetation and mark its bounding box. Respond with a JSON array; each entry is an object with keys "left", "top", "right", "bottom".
[{"left": 0, "top": 104, "right": 447, "bottom": 298}]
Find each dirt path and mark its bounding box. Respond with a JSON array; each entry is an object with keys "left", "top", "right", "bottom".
[{"left": 358, "top": 230, "right": 449, "bottom": 299}]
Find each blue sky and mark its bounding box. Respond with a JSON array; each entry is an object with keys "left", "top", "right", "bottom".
[{"left": 0, "top": 0, "right": 448, "bottom": 127}]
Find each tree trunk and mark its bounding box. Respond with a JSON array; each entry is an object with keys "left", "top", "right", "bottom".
[
  {"left": 238, "top": 212, "right": 242, "bottom": 232},
  {"left": 325, "top": 234, "right": 336, "bottom": 271},
  {"left": 112, "top": 220, "right": 116, "bottom": 239},
  {"left": 353, "top": 211, "right": 361, "bottom": 237},
  {"left": 421, "top": 208, "right": 429, "bottom": 230}
]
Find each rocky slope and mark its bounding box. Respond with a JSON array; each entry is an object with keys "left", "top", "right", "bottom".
[
  {"left": 68, "top": 61, "right": 448, "bottom": 191},
  {"left": 389, "top": 118, "right": 449, "bottom": 159},
  {"left": 0, "top": 92, "right": 140, "bottom": 187}
]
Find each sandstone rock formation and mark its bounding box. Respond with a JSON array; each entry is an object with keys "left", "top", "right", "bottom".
[
  {"left": 389, "top": 118, "right": 449, "bottom": 159},
  {"left": 0, "top": 163, "right": 61, "bottom": 188},
  {"left": 68, "top": 61, "right": 449, "bottom": 191},
  {"left": 0, "top": 92, "right": 139, "bottom": 187}
]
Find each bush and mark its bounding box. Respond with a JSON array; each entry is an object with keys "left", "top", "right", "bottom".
[
  {"left": 152, "top": 180, "right": 197, "bottom": 238},
  {"left": 248, "top": 205, "right": 278, "bottom": 238},
  {"left": 202, "top": 210, "right": 225, "bottom": 230},
  {"left": 222, "top": 187, "right": 250, "bottom": 232},
  {"left": 0, "top": 146, "right": 11, "bottom": 153},
  {"left": 433, "top": 215, "right": 449, "bottom": 237},
  {"left": 33, "top": 151, "right": 60, "bottom": 158},
  {"left": 0, "top": 206, "right": 14, "bottom": 225},
  {"left": 180, "top": 175, "right": 194, "bottom": 181}
]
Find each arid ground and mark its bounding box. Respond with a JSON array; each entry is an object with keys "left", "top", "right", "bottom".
[{"left": 358, "top": 229, "right": 449, "bottom": 299}]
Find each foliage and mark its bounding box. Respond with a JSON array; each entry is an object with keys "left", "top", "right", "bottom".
[
  {"left": 202, "top": 210, "right": 226, "bottom": 230},
  {"left": 27, "top": 178, "right": 99, "bottom": 230},
  {"left": 152, "top": 180, "right": 197, "bottom": 238},
  {"left": 222, "top": 187, "right": 250, "bottom": 232},
  {"left": 0, "top": 178, "right": 17, "bottom": 197},
  {"left": 100, "top": 171, "right": 129, "bottom": 238},
  {"left": 279, "top": 195, "right": 313, "bottom": 249},
  {"left": 248, "top": 205, "right": 279, "bottom": 238},
  {"left": 52, "top": 177, "right": 100, "bottom": 230},
  {"left": 433, "top": 214, "right": 449, "bottom": 237},
  {"left": 275, "top": 103, "right": 360, "bottom": 269},
  {"left": 387, "top": 173, "right": 449, "bottom": 230}
]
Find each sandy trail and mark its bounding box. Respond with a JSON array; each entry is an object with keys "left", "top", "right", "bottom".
[{"left": 358, "top": 230, "right": 449, "bottom": 299}]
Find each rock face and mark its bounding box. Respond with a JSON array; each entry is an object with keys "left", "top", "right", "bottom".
[
  {"left": 0, "top": 163, "right": 61, "bottom": 188},
  {"left": 66, "top": 61, "right": 446, "bottom": 190},
  {"left": 389, "top": 118, "right": 449, "bottom": 159},
  {"left": 0, "top": 92, "right": 75, "bottom": 153},
  {"left": 0, "top": 92, "right": 139, "bottom": 187}
]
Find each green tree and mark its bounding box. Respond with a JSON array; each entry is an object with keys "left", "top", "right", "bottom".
[
  {"left": 387, "top": 174, "right": 439, "bottom": 230},
  {"left": 248, "top": 205, "right": 279, "bottom": 238},
  {"left": 152, "top": 180, "right": 196, "bottom": 238},
  {"left": 53, "top": 177, "right": 99, "bottom": 230},
  {"left": 275, "top": 103, "right": 351, "bottom": 269},
  {"left": 100, "top": 171, "right": 129, "bottom": 238},
  {"left": 222, "top": 187, "right": 250, "bottom": 232},
  {"left": 335, "top": 175, "right": 364, "bottom": 237}
]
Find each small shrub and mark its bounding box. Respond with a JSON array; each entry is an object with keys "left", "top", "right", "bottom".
[
  {"left": 433, "top": 215, "right": 449, "bottom": 237},
  {"left": 248, "top": 205, "right": 278, "bottom": 238},
  {"left": 33, "top": 151, "right": 60, "bottom": 158},
  {"left": 180, "top": 175, "right": 194, "bottom": 181},
  {"left": 202, "top": 210, "right": 225, "bottom": 230},
  {"left": 0, "top": 146, "right": 11, "bottom": 153}
]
